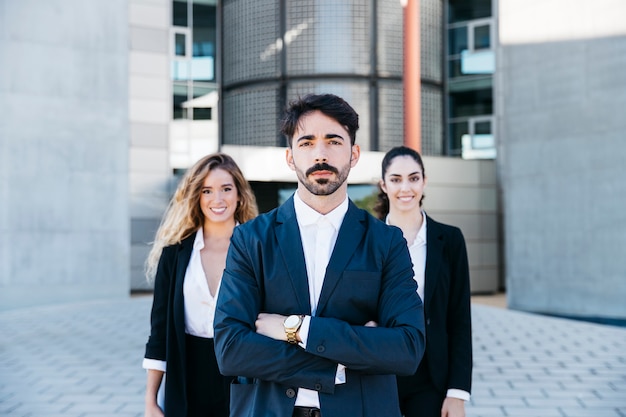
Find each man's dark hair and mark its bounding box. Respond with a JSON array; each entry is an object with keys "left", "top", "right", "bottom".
[{"left": 280, "top": 94, "right": 359, "bottom": 147}]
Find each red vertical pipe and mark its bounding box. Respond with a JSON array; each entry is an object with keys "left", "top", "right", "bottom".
[{"left": 403, "top": 0, "right": 421, "bottom": 151}]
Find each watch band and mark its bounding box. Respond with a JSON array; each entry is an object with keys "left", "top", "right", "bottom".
[
  {"left": 285, "top": 315, "right": 304, "bottom": 344},
  {"left": 286, "top": 328, "right": 299, "bottom": 344}
]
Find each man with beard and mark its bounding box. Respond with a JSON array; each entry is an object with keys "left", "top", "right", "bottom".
[{"left": 214, "top": 93, "right": 426, "bottom": 417}]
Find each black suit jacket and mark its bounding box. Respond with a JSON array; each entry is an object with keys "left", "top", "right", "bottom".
[
  {"left": 419, "top": 215, "right": 473, "bottom": 394},
  {"left": 144, "top": 234, "right": 195, "bottom": 416},
  {"left": 214, "top": 197, "right": 426, "bottom": 417}
]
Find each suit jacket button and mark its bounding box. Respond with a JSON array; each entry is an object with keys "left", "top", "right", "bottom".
[
  {"left": 426, "top": 318, "right": 431, "bottom": 325},
  {"left": 316, "top": 345, "right": 325, "bottom": 353},
  {"left": 286, "top": 388, "right": 296, "bottom": 398},
  {"left": 314, "top": 383, "right": 322, "bottom": 391}
]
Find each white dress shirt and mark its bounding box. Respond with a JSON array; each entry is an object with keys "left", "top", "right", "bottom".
[
  {"left": 293, "top": 192, "right": 348, "bottom": 408},
  {"left": 142, "top": 227, "right": 220, "bottom": 372},
  {"left": 388, "top": 213, "right": 470, "bottom": 402},
  {"left": 386, "top": 213, "right": 427, "bottom": 303}
]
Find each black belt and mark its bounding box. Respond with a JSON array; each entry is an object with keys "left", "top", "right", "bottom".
[{"left": 292, "top": 406, "right": 321, "bottom": 417}]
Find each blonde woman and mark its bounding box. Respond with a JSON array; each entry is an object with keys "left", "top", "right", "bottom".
[{"left": 143, "top": 153, "right": 258, "bottom": 417}]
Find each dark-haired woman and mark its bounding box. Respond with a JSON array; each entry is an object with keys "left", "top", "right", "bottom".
[{"left": 375, "top": 146, "right": 472, "bottom": 417}]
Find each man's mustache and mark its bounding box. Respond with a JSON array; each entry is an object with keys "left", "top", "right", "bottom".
[{"left": 306, "top": 163, "right": 339, "bottom": 176}]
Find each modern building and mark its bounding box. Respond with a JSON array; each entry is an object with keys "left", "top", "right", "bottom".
[
  {"left": 497, "top": 0, "right": 626, "bottom": 321},
  {"left": 446, "top": 0, "right": 496, "bottom": 159},
  {"left": 6, "top": 0, "right": 622, "bottom": 323},
  {"left": 125, "top": 0, "right": 500, "bottom": 294}
]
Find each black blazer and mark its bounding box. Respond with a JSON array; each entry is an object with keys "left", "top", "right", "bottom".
[
  {"left": 420, "top": 215, "right": 472, "bottom": 394},
  {"left": 144, "top": 234, "right": 195, "bottom": 416}
]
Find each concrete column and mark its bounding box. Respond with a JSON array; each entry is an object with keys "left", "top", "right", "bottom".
[{"left": 0, "top": 0, "right": 130, "bottom": 310}]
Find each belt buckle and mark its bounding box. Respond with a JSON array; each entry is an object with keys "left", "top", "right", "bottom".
[
  {"left": 307, "top": 409, "right": 320, "bottom": 417},
  {"left": 294, "top": 406, "right": 321, "bottom": 417}
]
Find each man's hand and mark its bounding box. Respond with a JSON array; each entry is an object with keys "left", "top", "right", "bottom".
[
  {"left": 255, "top": 313, "right": 288, "bottom": 341},
  {"left": 441, "top": 397, "right": 465, "bottom": 417}
]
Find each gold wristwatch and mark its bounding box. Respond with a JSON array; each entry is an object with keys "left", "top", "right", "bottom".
[{"left": 283, "top": 314, "right": 304, "bottom": 344}]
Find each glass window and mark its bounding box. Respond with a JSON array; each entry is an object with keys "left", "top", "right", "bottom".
[
  {"left": 462, "top": 118, "right": 496, "bottom": 159},
  {"left": 192, "top": 3, "right": 216, "bottom": 81},
  {"left": 448, "top": 26, "right": 468, "bottom": 55},
  {"left": 175, "top": 33, "right": 187, "bottom": 56},
  {"left": 173, "top": 0, "right": 188, "bottom": 27},
  {"left": 171, "top": 0, "right": 217, "bottom": 119},
  {"left": 193, "top": 108, "right": 212, "bottom": 120},
  {"left": 171, "top": 60, "right": 190, "bottom": 81},
  {"left": 448, "top": 121, "right": 469, "bottom": 156},
  {"left": 173, "top": 83, "right": 189, "bottom": 119},
  {"left": 475, "top": 120, "right": 491, "bottom": 135},
  {"left": 473, "top": 24, "right": 490, "bottom": 50},
  {"left": 193, "top": 84, "right": 213, "bottom": 98},
  {"left": 448, "top": 58, "right": 463, "bottom": 78},
  {"left": 191, "top": 59, "right": 214, "bottom": 81},
  {"left": 448, "top": 0, "right": 491, "bottom": 23},
  {"left": 192, "top": 3, "right": 216, "bottom": 55},
  {"left": 449, "top": 88, "right": 493, "bottom": 118}
]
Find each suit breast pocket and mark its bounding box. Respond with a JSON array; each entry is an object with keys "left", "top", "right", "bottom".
[
  {"left": 229, "top": 378, "right": 256, "bottom": 417},
  {"left": 336, "top": 271, "right": 381, "bottom": 320}
]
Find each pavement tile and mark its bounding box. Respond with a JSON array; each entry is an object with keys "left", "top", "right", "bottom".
[
  {"left": 465, "top": 405, "right": 505, "bottom": 417},
  {"left": 471, "top": 396, "right": 527, "bottom": 406},
  {"left": 1, "top": 297, "right": 626, "bottom": 417},
  {"left": 557, "top": 408, "right": 622, "bottom": 417},
  {"left": 502, "top": 406, "right": 563, "bottom": 416},
  {"left": 524, "top": 396, "right": 583, "bottom": 407}
]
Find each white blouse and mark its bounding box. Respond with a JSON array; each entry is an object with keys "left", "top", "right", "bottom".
[
  {"left": 386, "top": 212, "right": 427, "bottom": 302},
  {"left": 143, "top": 227, "right": 221, "bottom": 372},
  {"left": 183, "top": 227, "right": 220, "bottom": 338}
]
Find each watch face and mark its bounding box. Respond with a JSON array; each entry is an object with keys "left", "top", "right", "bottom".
[{"left": 284, "top": 315, "right": 299, "bottom": 328}]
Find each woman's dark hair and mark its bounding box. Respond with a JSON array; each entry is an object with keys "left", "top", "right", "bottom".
[
  {"left": 280, "top": 94, "right": 359, "bottom": 147},
  {"left": 373, "top": 146, "right": 426, "bottom": 220}
]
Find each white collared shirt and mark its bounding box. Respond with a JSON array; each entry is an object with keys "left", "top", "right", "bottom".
[
  {"left": 294, "top": 192, "right": 347, "bottom": 315},
  {"left": 386, "top": 212, "right": 427, "bottom": 302},
  {"left": 142, "top": 227, "right": 221, "bottom": 372},
  {"left": 183, "top": 227, "right": 220, "bottom": 338},
  {"left": 293, "top": 192, "right": 348, "bottom": 408}
]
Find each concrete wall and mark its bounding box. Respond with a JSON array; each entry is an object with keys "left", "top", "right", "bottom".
[
  {"left": 128, "top": 0, "right": 171, "bottom": 291},
  {"left": 0, "top": 0, "right": 130, "bottom": 310},
  {"left": 498, "top": 0, "right": 626, "bottom": 319},
  {"left": 423, "top": 157, "right": 500, "bottom": 293}
]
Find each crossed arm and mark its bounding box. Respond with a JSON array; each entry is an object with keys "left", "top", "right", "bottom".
[{"left": 213, "top": 227, "right": 426, "bottom": 389}]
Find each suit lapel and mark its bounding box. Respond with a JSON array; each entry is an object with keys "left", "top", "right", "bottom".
[
  {"left": 316, "top": 202, "right": 365, "bottom": 317},
  {"left": 174, "top": 235, "right": 194, "bottom": 362},
  {"left": 275, "top": 197, "right": 312, "bottom": 314},
  {"left": 424, "top": 216, "right": 443, "bottom": 309}
]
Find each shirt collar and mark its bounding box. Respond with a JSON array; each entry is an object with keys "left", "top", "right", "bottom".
[
  {"left": 192, "top": 222, "right": 240, "bottom": 251},
  {"left": 385, "top": 210, "right": 427, "bottom": 246},
  {"left": 192, "top": 227, "right": 205, "bottom": 251},
  {"left": 293, "top": 191, "right": 349, "bottom": 231},
  {"left": 416, "top": 212, "right": 427, "bottom": 245}
]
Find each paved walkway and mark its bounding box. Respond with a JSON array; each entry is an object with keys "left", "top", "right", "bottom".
[{"left": 0, "top": 295, "right": 625, "bottom": 417}]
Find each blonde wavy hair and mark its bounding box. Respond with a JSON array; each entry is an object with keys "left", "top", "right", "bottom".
[{"left": 145, "top": 153, "right": 258, "bottom": 283}]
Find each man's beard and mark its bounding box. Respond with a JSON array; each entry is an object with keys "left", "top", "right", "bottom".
[{"left": 295, "top": 162, "right": 351, "bottom": 196}]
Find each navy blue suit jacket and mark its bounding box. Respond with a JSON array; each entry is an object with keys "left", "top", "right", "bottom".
[{"left": 214, "top": 197, "right": 426, "bottom": 417}]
